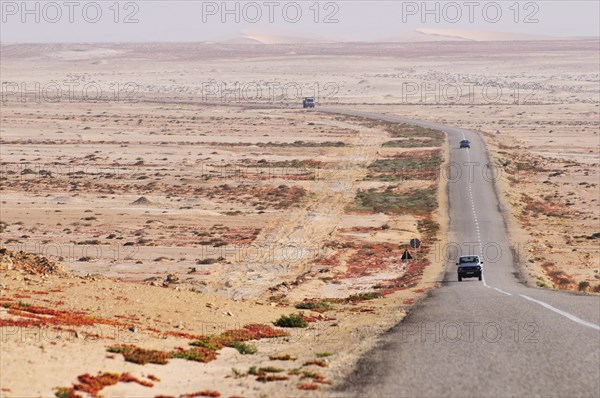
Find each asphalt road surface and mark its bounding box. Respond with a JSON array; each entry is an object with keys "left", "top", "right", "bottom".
[{"left": 322, "top": 109, "right": 600, "bottom": 398}]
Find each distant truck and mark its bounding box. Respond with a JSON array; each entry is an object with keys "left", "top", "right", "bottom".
[
  {"left": 303, "top": 97, "right": 315, "bottom": 108},
  {"left": 456, "top": 255, "right": 483, "bottom": 281}
]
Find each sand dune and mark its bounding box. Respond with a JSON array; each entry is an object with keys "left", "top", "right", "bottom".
[
  {"left": 382, "top": 28, "right": 561, "bottom": 42},
  {"left": 223, "top": 34, "right": 334, "bottom": 44}
]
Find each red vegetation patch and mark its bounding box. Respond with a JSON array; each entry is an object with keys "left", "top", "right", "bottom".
[
  {"left": 190, "top": 324, "right": 289, "bottom": 350},
  {"left": 340, "top": 242, "right": 405, "bottom": 279},
  {"left": 0, "top": 300, "right": 130, "bottom": 331},
  {"left": 108, "top": 325, "right": 288, "bottom": 366},
  {"left": 301, "top": 373, "right": 332, "bottom": 385},
  {"left": 302, "top": 314, "right": 336, "bottom": 323},
  {"left": 541, "top": 261, "right": 575, "bottom": 289},
  {"left": 297, "top": 383, "right": 320, "bottom": 391},
  {"left": 56, "top": 372, "right": 153, "bottom": 397},
  {"left": 375, "top": 257, "right": 431, "bottom": 296},
  {"left": 303, "top": 359, "right": 328, "bottom": 368},
  {"left": 196, "top": 184, "right": 306, "bottom": 210},
  {"left": 314, "top": 251, "right": 341, "bottom": 268},
  {"left": 520, "top": 193, "right": 570, "bottom": 220}
]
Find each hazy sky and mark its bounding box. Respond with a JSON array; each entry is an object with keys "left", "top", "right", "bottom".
[{"left": 1, "top": 1, "right": 598, "bottom": 42}]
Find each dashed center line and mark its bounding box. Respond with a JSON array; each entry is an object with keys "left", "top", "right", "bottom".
[
  {"left": 494, "top": 287, "right": 512, "bottom": 296},
  {"left": 458, "top": 135, "right": 598, "bottom": 331}
]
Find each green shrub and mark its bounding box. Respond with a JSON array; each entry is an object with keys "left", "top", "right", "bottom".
[
  {"left": 274, "top": 313, "right": 308, "bottom": 328},
  {"left": 232, "top": 341, "right": 258, "bottom": 355},
  {"left": 316, "top": 352, "right": 332, "bottom": 358},
  {"left": 295, "top": 301, "right": 331, "bottom": 310}
]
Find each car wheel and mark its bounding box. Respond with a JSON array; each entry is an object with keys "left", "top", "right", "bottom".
[
  {"left": 458, "top": 276, "right": 462, "bottom": 282},
  {"left": 478, "top": 274, "right": 482, "bottom": 281}
]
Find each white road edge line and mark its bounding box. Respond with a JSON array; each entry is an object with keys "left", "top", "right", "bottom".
[
  {"left": 494, "top": 287, "right": 512, "bottom": 296},
  {"left": 520, "top": 294, "right": 600, "bottom": 331},
  {"left": 481, "top": 273, "right": 489, "bottom": 288}
]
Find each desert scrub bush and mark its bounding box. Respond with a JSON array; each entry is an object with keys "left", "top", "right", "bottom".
[
  {"left": 345, "top": 291, "right": 382, "bottom": 302},
  {"left": 107, "top": 345, "right": 170, "bottom": 365},
  {"left": 269, "top": 354, "right": 297, "bottom": 361},
  {"left": 316, "top": 352, "right": 332, "bottom": 358},
  {"left": 273, "top": 313, "right": 308, "bottom": 328},
  {"left": 257, "top": 140, "right": 346, "bottom": 148},
  {"left": 417, "top": 218, "right": 440, "bottom": 238},
  {"left": 353, "top": 186, "right": 437, "bottom": 216},
  {"left": 365, "top": 150, "right": 442, "bottom": 181},
  {"left": 382, "top": 136, "right": 443, "bottom": 148},
  {"left": 189, "top": 336, "right": 221, "bottom": 351},
  {"left": 54, "top": 387, "right": 79, "bottom": 398},
  {"left": 231, "top": 368, "right": 246, "bottom": 378},
  {"left": 231, "top": 341, "right": 258, "bottom": 355},
  {"left": 180, "top": 390, "right": 221, "bottom": 397},
  {"left": 170, "top": 347, "right": 217, "bottom": 363},
  {"left": 256, "top": 374, "right": 290, "bottom": 382},
  {"left": 578, "top": 281, "right": 590, "bottom": 291},
  {"left": 258, "top": 366, "right": 284, "bottom": 373},
  {"left": 361, "top": 120, "right": 443, "bottom": 140},
  {"left": 77, "top": 239, "right": 101, "bottom": 245},
  {"left": 190, "top": 324, "right": 288, "bottom": 351},
  {"left": 294, "top": 300, "right": 331, "bottom": 310},
  {"left": 304, "top": 359, "right": 328, "bottom": 368},
  {"left": 299, "top": 370, "right": 332, "bottom": 384}
]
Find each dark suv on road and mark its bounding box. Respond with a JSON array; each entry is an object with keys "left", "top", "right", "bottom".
[
  {"left": 303, "top": 97, "right": 315, "bottom": 108},
  {"left": 456, "top": 255, "right": 482, "bottom": 281},
  {"left": 459, "top": 139, "right": 470, "bottom": 148}
]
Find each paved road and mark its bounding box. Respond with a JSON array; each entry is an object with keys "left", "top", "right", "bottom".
[{"left": 322, "top": 109, "right": 600, "bottom": 397}]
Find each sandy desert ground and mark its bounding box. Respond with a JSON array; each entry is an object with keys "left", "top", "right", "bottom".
[{"left": 0, "top": 39, "right": 598, "bottom": 397}]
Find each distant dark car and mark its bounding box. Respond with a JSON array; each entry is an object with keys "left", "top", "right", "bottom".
[
  {"left": 303, "top": 97, "right": 315, "bottom": 108},
  {"left": 456, "top": 255, "right": 483, "bottom": 281},
  {"left": 460, "top": 139, "right": 470, "bottom": 148}
]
